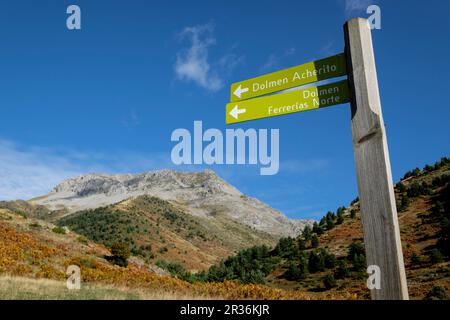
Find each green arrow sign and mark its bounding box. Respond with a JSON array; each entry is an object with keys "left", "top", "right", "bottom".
[
  {"left": 226, "top": 80, "right": 350, "bottom": 124},
  {"left": 230, "top": 53, "right": 347, "bottom": 102}
]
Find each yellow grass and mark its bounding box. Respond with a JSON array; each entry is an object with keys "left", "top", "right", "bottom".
[{"left": 0, "top": 275, "right": 220, "bottom": 300}]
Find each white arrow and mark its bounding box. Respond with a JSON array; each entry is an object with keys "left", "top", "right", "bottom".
[
  {"left": 229, "top": 105, "right": 246, "bottom": 120},
  {"left": 233, "top": 84, "right": 249, "bottom": 98}
]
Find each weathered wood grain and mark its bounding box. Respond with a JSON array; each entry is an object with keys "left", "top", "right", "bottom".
[{"left": 344, "top": 18, "right": 409, "bottom": 300}]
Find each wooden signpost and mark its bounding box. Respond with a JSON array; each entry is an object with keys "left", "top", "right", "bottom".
[
  {"left": 344, "top": 18, "right": 408, "bottom": 300},
  {"left": 225, "top": 18, "right": 409, "bottom": 300}
]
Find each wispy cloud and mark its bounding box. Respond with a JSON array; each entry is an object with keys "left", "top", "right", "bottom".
[
  {"left": 218, "top": 52, "right": 245, "bottom": 76},
  {"left": 260, "top": 47, "right": 296, "bottom": 73},
  {"left": 122, "top": 109, "right": 140, "bottom": 128},
  {"left": 0, "top": 139, "right": 170, "bottom": 200},
  {"left": 0, "top": 140, "right": 84, "bottom": 200},
  {"left": 319, "top": 41, "right": 336, "bottom": 56},
  {"left": 342, "top": 0, "right": 373, "bottom": 16},
  {"left": 280, "top": 158, "right": 330, "bottom": 175},
  {"left": 175, "top": 23, "right": 240, "bottom": 92}
]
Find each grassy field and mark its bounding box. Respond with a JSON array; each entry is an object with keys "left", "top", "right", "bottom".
[{"left": 0, "top": 276, "right": 216, "bottom": 300}]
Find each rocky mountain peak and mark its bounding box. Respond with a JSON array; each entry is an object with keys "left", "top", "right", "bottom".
[{"left": 36, "top": 169, "right": 313, "bottom": 237}]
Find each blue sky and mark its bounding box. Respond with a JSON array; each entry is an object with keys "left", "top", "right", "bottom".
[{"left": 0, "top": 0, "right": 449, "bottom": 219}]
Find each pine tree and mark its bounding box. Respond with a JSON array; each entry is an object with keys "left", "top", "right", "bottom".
[
  {"left": 302, "top": 225, "right": 312, "bottom": 241},
  {"left": 336, "top": 210, "right": 344, "bottom": 225},
  {"left": 324, "top": 251, "right": 337, "bottom": 269},
  {"left": 311, "top": 234, "right": 319, "bottom": 248},
  {"left": 298, "top": 238, "right": 306, "bottom": 251},
  {"left": 308, "top": 250, "right": 325, "bottom": 273},
  {"left": 326, "top": 216, "right": 335, "bottom": 230},
  {"left": 312, "top": 221, "right": 324, "bottom": 235}
]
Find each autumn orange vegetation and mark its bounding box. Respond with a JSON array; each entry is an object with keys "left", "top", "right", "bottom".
[{"left": 0, "top": 217, "right": 357, "bottom": 300}]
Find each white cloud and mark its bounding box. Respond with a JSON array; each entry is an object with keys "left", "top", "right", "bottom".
[
  {"left": 343, "top": 0, "right": 373, "bottom": 15},
  {"left": 0, "top": 139, "right": 170, "bottom": 200},
  {"left": 174, "top": 23, "right": 223, "bottom": 92},
  {"left": 0, "top": 140, "right": 83, "bottom": 200}
]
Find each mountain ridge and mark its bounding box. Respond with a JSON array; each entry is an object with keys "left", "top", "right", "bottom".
[{"left": 30, "top": 169, "right": 313, "bottom": 237}]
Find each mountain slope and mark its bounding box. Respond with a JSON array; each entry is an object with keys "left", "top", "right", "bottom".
[
  {"left": 202, "top": 157, "right": 450, "bottom": 300},
  {"left": 29, "top": 169, "right": 311, "bottom": 237},
  {"left": 0, "top": 208, "right": 334, "bottom": 299},
  {"left": 57, "top": 195, "right": 277, "bottom": 271}
]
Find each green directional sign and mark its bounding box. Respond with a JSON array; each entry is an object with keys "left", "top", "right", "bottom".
[
  {"left": 230, "top": 53, "right": 347, "bottom": 102},
  {"left": 226, "top": 80, "right": 350, "bottom": 124}
]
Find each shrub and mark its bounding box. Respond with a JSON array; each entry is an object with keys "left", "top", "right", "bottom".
[
  {"left": 425, "top": 286, "right": 449, "bottom": 300},
  {"left": 205, "top": 245, "right": 276, "bottom": 284},
  {"left": 397, "top": 195, "right": 410, "bottom": 212},
  {"left": 432, "top": 201, "right": 445, "bottom": 216},
  {"left": 432, "top": 174, "right": 450, "bottom": 187},
  {"left": 437, "top": 218, "right": 450, "bottom": 256},
  {"left": 429, "top": 248, "right": 444, "bottom": 264},
  {"left": 29, "top": 222, "right": 41, "bottom": 229},
  {"left": 163, "top": 211, "right": 178, "bottom": 223},
  {"left": 285, "top": 261, "right": 306, "bottom": 281},
  {"left": 156, "top": 260, "right": 194, "bottom": 282},
  {"left": 407, "top": 182, "right": 431, "bottom": 198},
  {"left": 350, "top": 209, "right": 357, "bottom": 219},
  {"left": 158, "top": 246, "right": 168, "bottom": 254},
  {"left": 110, "top": 242, "right": 130, "bottom": 267},
  {"left": 335, "top": 260, "right": 351, "bottom": 279},
  {"left": 308, "top": 250, "right": 325, "bottom": 273},
  {"left": 77, "top": 235, "right": 88, "bottom": 245},
  {"left": 275, "top": 237, "right": 297, "bottom": 258},
  {"left": 352, "top": 254, "right": 366, "bottom": 272},
  {"left": 396, "top": 182, "right": 407, "bottom": 193},
  {"left": 410, "top": 253, "right": 421, "bottom": 266},
  {"left": 52, "top": 226, "right": 66, "bottom": 234},
  {"left": 349, "top": 241, "right": 365, "bottom": 257},
  {"left": 348, "top": 242, "right": 366, "bottom": 271},
  {"left": 323, "top": 274, "right": 337, "bottom": 290}
]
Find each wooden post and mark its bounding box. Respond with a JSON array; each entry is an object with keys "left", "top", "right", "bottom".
[{"left": 344, "top": 18, "right": 409, "bottom": 300}]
